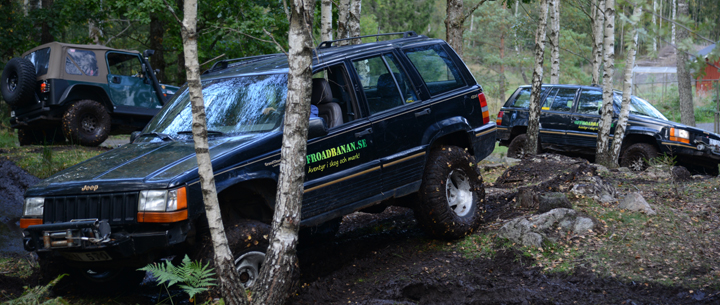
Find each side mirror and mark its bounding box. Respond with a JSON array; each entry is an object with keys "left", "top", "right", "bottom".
[
  {"left": 143, "top": 50, "right": 155, "bottom": 57},
  {"left": 308, "top": 117, "right": 328, "bottom": 139},
  {"left": 130, "top": 131, "right": 141, "bottom": 143}
]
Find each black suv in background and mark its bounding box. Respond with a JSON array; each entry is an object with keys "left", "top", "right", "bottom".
[
  {"left": 496, "top": 84, "right": 720, "bottom": 175},
  {"left": 19, "top": 32, "right": 497, "bottom": 290}
]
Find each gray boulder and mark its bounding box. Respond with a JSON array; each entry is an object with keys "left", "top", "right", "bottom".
[
  {"left": 618, "top": 192, "right": 656, "bottom": 215},
  {"left": 570, "top": 175, "right": 617, "bottom": 203},
  {"left": 498, "top": 208, "right": 596, "bottom": 247},
  {"left": 645, "top": 165, "right": 672, "bottom": 179},
  {"left": 538, "top": 192, "right": 572, "bottom": 213}
]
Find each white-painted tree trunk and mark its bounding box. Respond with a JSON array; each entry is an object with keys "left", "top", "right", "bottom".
[
  {"left": 177, "top": 0, "right": 247, "bottom": 304},
  {"left": 251, "top": 0, "right": 314, "bottom": 303},
  {"left": 671, "top": 0, "right": 676, "bottom": 45},
  {"left": 611, "top": 6, "right": 642, "bottom": 166},
  {"left": 591, "top": 0, "right": 605, "bottom": 85},
  {"left": 595, "top": 0, "right": 616, "bottom": 167},
  {"left": 526, "top": 0, "right": 549, "bottom": 156},
  {"left": 321, "top": 0, "right": 333, "bottom": 42},
  {"left": 549, "top": 0, "right": 560, "bottom": 84}
]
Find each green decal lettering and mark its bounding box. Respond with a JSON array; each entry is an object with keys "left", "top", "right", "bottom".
[
  {"left": 331, "top": 148, "right": 337, "bottom": 157},
  {"left": 339, "top": 145, "right": 347, "bottom": 154},
  {"left": 349, "top": 142, "right": 356, "bottom": 151},
  {"left": 306, "top": 155, "right": 312, "bottom": 164}
]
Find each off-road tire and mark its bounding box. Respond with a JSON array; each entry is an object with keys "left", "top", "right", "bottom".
[
  {"left": 61, "top": 99, "right": 110, "bottom": 146},
  {"left": 506, "top": 134, "right": 540, "bottom": 158},
  {"left": 415, "top": 145, "right": 486, "bottom": 240},
  {"left": 1, "top": 57, "right": 36, "bottom": 107},
  {"left": 620, "top": 143, "right": 658, "bottom": 171},
  {"left": 17, "top": 127, "right": 66, "bottom": 146}
]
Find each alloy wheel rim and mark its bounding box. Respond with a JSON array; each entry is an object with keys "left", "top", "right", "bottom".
[
  {"left": 445, "top": 169, "right": 473, "bottom": 217},
  {"left": 235, "top": 251, "right": 265, "bottom": 289}
]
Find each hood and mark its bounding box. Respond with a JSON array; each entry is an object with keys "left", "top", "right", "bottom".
[{"left": 31, "top": 133, "right": 270, "bottom": 193}]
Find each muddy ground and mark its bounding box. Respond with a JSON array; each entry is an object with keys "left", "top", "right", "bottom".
[{"left": 1, "top": 154, "right": 719, "bottom": 304}]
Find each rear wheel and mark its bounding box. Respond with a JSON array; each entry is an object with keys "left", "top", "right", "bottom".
[
  {"left": 506, "top": 134, "right": 540, "bottom": 158},
  {"left": 61, "top": 99, "right": 110, "bottom": 146},
  {"left": 620, "top": 143, "right": 658, "bottom": 171},
  {"left": 414, "top": 145, "right": 486, "bottom": 240}
]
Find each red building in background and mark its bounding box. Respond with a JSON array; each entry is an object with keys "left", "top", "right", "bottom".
[{"left": 697, "top": 44, "right": 720, "bottom": 96}]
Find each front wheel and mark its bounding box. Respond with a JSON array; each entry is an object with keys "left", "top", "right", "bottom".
[
  {"left": 620, "top": 143, "right": 658, "bottom": 171},
  {"left": 414, "top": 145, "right": 486, "bottom": 240},
  {"left": 506, "top": 134, "right": 540, "bottom": 158},
  {"left": 62, "top": 100, "right": 110, "bottom": 146}
]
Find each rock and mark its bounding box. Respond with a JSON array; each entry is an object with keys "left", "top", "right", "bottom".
[
  {"left": 538, "top": 192, "right": 571, "bottom": 213},
  {"left": 570, "top": 175, "right": 617, "bottom": 203},
  {"left": 618, "top": 192, "right": 656, "bottom": 215},
  {"left": 516, "top": 188, "right": 537, "bottom": 209},
  {"left": 498, "top": 208, "right": 596, "bottom": 247},
  {"left": 672, "top": 166, "right": 692, "bottom": 181},
  {"left": 594, "top": 164, "right": 610, "bottom": 175},
  {"left": 645, "top": 165, "right": 671, "bottom": 179},
  {"left": 503, "top": 157, "right": 521, "bottom": 167},
  {"left": 618, "top": 167, "right": 632, "bottom": 173}
]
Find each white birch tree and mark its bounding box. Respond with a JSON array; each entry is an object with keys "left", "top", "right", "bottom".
[
  {"left": 337, "top": 0, "right": 350, "bottom": 45},
  {"left": 676, "top": 0, "right": 695, "bottom": 127},
  {"left": 321, "top": 0, "right": 333, "bottom": 42},
  {"left": 671, "top": 0, "right": 676, "bottom": 45},
  {"left": 525, "top": 0, "right": 549, "bottom": 156},
  {"left": 591, "top": 0, "right": 605, "bottom": 85},
  {"left": 610, "top": 5, "right": 642, "bottom": 166},
  {"left": 549, "top": 0, "right": 560, "bottom": 84},
  {"left": 595, "top": 0, "right": 616, "bottom": 167},
  {"left": 349, "top": 0, "right": 361, "bottom": 44}
]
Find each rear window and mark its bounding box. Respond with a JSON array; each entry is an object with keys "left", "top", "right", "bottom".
[
  {"left": 404, "top": 44, "right": 464, "bottom": 96},
  {"left": 24, "top": 48, "right": 51, "bottom": 76}
]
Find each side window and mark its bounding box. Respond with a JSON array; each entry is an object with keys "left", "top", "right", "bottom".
[
  {"left": 548, "top": 88, "right": 577, "bottom": 112},
  {"left": 575, "top": 89, "right": 603, "bottom": 114},
  {"left": 508, "top": 87, "right": 550, "bottom": 108},
  {"left": 65, "top": 49, "right": 98, "bottom": 76},
  {"left": 24, "top": 47, "right": 51, "bottom": 76},
  {"left": 310, "top": 64, "right": 358, "bottom": 128},
  {"left": 352, "top": 54, "right": 412, "bottom": 115},
  {"left": 542, "top": 88, "right": 559, "bottom": 110},
  {"left": 403, "top": 44, "right": 464, "bottom": 96},
  {"left": 107, "top": 53, "right": 144, "bottom": 77}
]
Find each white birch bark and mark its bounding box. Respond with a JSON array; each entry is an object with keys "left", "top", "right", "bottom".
[
  {"left": 676, "top": 0, "right": 695, "bottom": 126},
  {"left": 652, "top": 0, "right": 657, "bottom": 52},
  {"left": 671, "top": 0, "right": 676, "bottom": 45},
  {"left": 349, "top": 0, "right": 361, "bottom": 45},
  {"left": 549, "top": 0, "right": 560, "bottom": 84},
  {"left": 526, "top": 0, "right": 549, "bottom": 156},
  {"left": 595, "top": 0, "right": 616, "bottom": 167},
  {"left": 321, "top": 0, "right": 333, "bottom": 42},
  {"left": 591, "top": 0, "right": 605, "bottom": 85},
  {"left": 611, "top": 6, "right": 642, "bottom": 166},
  {"left": 251, "top": 0, "right": 314, "bottom": 303},
  {"left": 337, "top": 0, "right": 350, "bottom": 46},
  {"left": 177, "top": 0, "right": 247, "bottom": 304}
]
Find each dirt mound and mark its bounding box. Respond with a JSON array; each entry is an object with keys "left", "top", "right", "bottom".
[
  {"left": 0, "top": 159, "right": 40, "bottom": 255},
  {"left": 494, "top": 154, "right": 590, "bottom": 187}
]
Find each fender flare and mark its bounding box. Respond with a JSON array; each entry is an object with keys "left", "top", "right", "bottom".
[
  {"left": 59, "top": 84, "right": 113, "bottom": 112},
  {"left": 421, "top": 116, "right": 472, "bottom": 146}
]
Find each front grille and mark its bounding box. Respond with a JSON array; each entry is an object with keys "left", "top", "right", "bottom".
[{"left": 43, "top": 192, "right": 138, "bottom": 224}]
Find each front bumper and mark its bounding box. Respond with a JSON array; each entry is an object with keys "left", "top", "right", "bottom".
[{"left": 660, "top": 141, "right": 720, "bottom": 164}]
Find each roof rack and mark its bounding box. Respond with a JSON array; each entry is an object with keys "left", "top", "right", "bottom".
[
  {"left": 204, "top": 53, "right": 284, "bottom": 74},
  {"left": 317, "top": 31, "right": 419, "bottom": 49}
]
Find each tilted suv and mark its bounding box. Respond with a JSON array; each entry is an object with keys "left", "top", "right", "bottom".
[
  {"left": 497, "top": 84, "right": 720, "bottom": 175},
  {"left": 1, "top": 42, "right": 179, "bottom": 146},
  {"left": 19, "top": 32, "right": 497, "bottom": 289}
]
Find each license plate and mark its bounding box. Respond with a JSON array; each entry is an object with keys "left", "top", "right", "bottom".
[{"left": 62, "top": 251, "right": 112, "bottom": 262}]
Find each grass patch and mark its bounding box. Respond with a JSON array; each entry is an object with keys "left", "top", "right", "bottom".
[
  {"left": 0, "top": 129, "right": 17, "bottom": 148},
  {"left": 0, "top": 256, "right": 36, "bottom": 279},
  {"left": 446, "top": 232, "right": 513, "bottom": 260}
]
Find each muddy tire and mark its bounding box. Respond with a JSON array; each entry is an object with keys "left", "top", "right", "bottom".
[
  {"left": 620, "top": 143, "right": 658, "bottom": 171},
  {"left": 17, "top": 127, "right": 66, "bottom": 146},
  {"left": 506, "top": 134, "right": 540, "bottom": 158},
  {"left": 415, "top": 145, "right": 486, "bottom": 240},
  {"left": 61, "top": 99, "right": 110, "bottom": 146},
  {"left": 1, "top": 57, "right": 36, "bottom": 107}
]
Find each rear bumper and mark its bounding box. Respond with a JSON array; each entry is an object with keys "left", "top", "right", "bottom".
[{"left": 471, "top": 123, "right": 497, "bottom": 161}]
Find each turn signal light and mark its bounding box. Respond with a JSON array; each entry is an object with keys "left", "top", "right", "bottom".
[
  {"left": 137, "top": 210, "right": 188, "bottom": 223},
  {"left": 669, "top": 128, "right": 690, "bottom": 144},
  {"left": 19, "top": 218, "right": 43, "bottom": 229},
  {"left": 478, "top": 92, "right": 489, "bottom": 124},
  {"left": 40, "top": 81, "right": 50, "bottom": 93}
]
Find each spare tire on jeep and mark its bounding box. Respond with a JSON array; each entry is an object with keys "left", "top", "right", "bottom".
[{"left": 1, "top": 57, "right": 37, "bottom": 107}]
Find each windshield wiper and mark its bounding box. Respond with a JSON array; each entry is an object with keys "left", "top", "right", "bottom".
[
  {"left": 177, "top": 130, "right": 225, "bottom": 136},
  {"left": 139, "top": 132, "right": 174, "bottom": 141}
]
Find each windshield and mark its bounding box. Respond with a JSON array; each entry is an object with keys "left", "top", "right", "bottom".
[
  {"left": 143, "top": 74, "right": 288, "bottom": 136},
  {"left": 613, "top": 93, "right": 667, "bottom": 120}
]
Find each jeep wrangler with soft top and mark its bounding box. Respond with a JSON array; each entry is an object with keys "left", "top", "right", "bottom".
[
  {"left": 19, "top": 32, "right": 497, "bottom": 290},
  {"left": 1, "top": 42, "right": 179, "bottom": 146}
]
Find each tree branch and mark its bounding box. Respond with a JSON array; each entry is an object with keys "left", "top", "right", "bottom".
[
  {"left": 105, "top": 20, "right": 133, "bottom": 46},
  {"left": 162, "top": 0, "right": 183, "bottom": 25},
  {"left": 641, "top": 8, "right": 714, "bottom": 44},
  {"left": 217, "top": 26, "right": 288, "bottom": 55},
  {"left": 463, "top": 0, "right": 489, "bottom": 23},
  {"left": 263, "top": 28, "right": 288, "bottom": 55}
]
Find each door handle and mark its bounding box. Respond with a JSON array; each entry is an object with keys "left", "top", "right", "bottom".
[
  {"left": 111, "top": 76, "right": 121, "bottom": 84},
  {"left": 415, "top": 108, "right": 431, "bottom": 117},
  {"left": 355, "top": 128, "right": 373, "bottom": 138}
]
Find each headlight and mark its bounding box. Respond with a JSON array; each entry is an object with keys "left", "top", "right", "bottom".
[
  {"left": 23, "top": 197, "right": 44, "bottom": 217},
  {"left": 138, "top": 187, "right": 187, "bottom": 212},
  {"left": 670, "top": 128, "right": 690, "bottom": 144}
]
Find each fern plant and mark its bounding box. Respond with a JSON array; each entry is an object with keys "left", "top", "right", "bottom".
[{"left": 139, "top": 255, "right": 216, "bottom": 303}]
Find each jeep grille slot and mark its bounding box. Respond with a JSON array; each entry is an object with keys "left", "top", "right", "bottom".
[{"left": 43, "top": 192, "right": 138, "bottom": 224}]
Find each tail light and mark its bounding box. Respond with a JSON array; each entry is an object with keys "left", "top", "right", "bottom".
[
  {"left": 478, "top": 92, "right": 489, "bottom": 124},
  {"left": 496, "top": 111, "right": 504, "bottom": 125},
  {"left": 40, "top": 80, "right": 50, "bottom": 93}
]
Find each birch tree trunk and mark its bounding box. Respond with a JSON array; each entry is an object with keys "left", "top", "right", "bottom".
[
  {"left": 348, "top": 0, "right": 361, "bottom": 45},
  {"left": 591, "top": 0, "right": 605, "bottom": 85},
  {"left": 676, "top": 0, "right": 695, "bottom": 126},
  {"left": 652, "top": 0, "right": 657, "bottom": 53},
  {"left": 337, "top": 0, "right": 350, "bottom": 45},
  {"left": 176, "top": 0, "right": 247, "bottom": 304},
  {"left": 250, "top": 0, "right": 314, "bottom": 303},
  {"left": 595, "top": 0, "right": 616, "bottom": 167},
  {"left": 671, "top": 0, "right": 676, "bottom": 45},
  {"left": 445, "top": 0, "right": 465, "bottom": 58},
  {"left": 525, "top": 0, "right": 549, "bottom": 156},
  {"left": 549, "top": 0, "right": 560, "bottom": 84},
  {"left": 321, "top": 0, "right": 333, "bottom": 42},
  {"left": 611, "top": 6, "right": 642, "bottom": 166}
]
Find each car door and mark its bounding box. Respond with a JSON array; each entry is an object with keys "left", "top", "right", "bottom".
[
  {"left": 349, "top": 51, "right": 428, "bottom": 193},
  {"left": 566, "top": 88, "right": 605, "bottom": 147},
  {"left": 106, "top": 52, "right": 162, "bottom": 114},
  {"left": 301, "top": 62, "right": 382, "bottom": 220},
  {"left": 540, "top": 87, "right": 578, "bottom": 146}
]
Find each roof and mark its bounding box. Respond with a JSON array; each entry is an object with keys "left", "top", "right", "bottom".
[
  {"left": 22, "top": 42, "right": 139, "bottom": 57},
  {"left": 698, "top": 44, "right": 716, "bottom": 57},
  {"left": 632, "top": 66, "right": 677, "bottom": 74}
]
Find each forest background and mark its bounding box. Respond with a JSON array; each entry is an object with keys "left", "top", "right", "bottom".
[{"left": 1, "top": 0, "right": 720, "bottom": 129}]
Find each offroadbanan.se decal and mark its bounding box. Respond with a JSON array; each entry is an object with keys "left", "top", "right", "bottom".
[{"left": 306, "top": 139, "right": 368, "bottom": 173}]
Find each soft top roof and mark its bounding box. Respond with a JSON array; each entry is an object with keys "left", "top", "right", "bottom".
[{"left": 22, "top": 42, "right": 139, "bottom": 57}]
